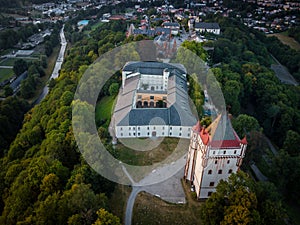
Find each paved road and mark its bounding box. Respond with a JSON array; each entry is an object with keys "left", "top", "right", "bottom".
[
  {"left": 125, "top": 186, "right": 143, "bottom": 225},
  {"left": 124, "top": 156, "right": 187, "bottom": 225},
  {"left": 250, "top": 163, "right": 268, "bottom": 182},
  {"left": 270, "top": 54, "right": 298, "bottom": 86},
  {"left": 35, "top": 25, "right": 66, "bottom": 105},
  {"left": 0, "top": 66, "right": 13, "bottom": 69}
]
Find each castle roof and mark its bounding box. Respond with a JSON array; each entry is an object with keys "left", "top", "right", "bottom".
[
  {"left": 114, "top": 61, "right": 196, "bottom": 127},
  {"left": 194, "top": 113, "right": 247, "bottom": 149}
]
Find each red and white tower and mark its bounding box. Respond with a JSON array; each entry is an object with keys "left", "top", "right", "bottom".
[{"left": 184, "top": 113, "right": 247, "bottom": 199}]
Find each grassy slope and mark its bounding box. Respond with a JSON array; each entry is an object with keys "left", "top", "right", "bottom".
[
  {"left": 132, "top": 180, "right": 203, "bottom": 225},
  {"left": 95, "top": 95, "right": 116, "bottom": 127},
  {"left": 268, "top": 33, "right": 300, "bottom": 51}
]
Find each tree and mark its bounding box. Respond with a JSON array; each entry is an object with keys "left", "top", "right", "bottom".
[
  {"left": 282, "top": 130, "right": 300, "bottom": 156},
  {"left": 13, "top": 59, "right": 28, "bottom": 76},
  {"left": 3, "top": 85, "right": 13, "bottom": 97},
  {"left": 108, "top": 83, "right": 119, "bottom": 96},
  {"left": 200, "top": 171, "right": 286, "bottom": 225},
  {"left": 93, "top": 208, "right": 121, "bottom": 225},
  {"left": 232, "top": 114, "right": 260, "bottom": 138}
]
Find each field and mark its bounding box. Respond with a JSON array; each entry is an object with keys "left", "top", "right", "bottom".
[
  {"left": 0, "top": 68, "right": 14, "bottom": 83},
  {"left": 268, "top": 33, "right": 300, "bottom": 51}
]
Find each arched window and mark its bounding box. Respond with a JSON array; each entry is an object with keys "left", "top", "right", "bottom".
[{"left": 208, "top": 170, "right": 212, "bottom": 175}]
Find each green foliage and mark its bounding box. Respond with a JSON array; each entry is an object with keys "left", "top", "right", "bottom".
[
  {"left": 232, "top": 114, "right": 260, "bottom": 137},
  {"left": 200, "top": 171, "right": 286, "bottom": 225},
  {"left": 3, "top": 85, "right": 13, "bottom": 97},
  {"left": 13, "top": 59, "right": 28, "bottom": 76},
  {"left": 0, "top": 97, "right": 29, "bottom": 153},
  {"left": 108, "top": 83, "right": 119, "bottom": 96},
  {"left": 93, "top": 208, "right": 121, "bottom": 225},
  {"left": 282, "top": 130, "right": 300, "bottom": 156}
]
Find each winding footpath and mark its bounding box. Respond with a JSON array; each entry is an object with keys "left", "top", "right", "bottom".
[{"left": 34, "top": 25, "right": 67, "bottom": 104}]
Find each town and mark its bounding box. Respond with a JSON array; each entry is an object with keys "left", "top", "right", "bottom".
[{"left": 0, "top": 0, "right": 299, "bottom": 225}]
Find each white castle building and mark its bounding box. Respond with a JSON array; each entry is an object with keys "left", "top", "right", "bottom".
[
  {"left": 184, "top": 113, "right": 247, "bottom": 199},
  {"left": 112, "top": 61, "right": 197, "bottom": 139}
]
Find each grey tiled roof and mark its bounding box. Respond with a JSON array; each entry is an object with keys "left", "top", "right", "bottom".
[
  {"left": 115, "top": 61, "right": 196, "bottom": 127},
  {"left": 195, "top": 22, "right": 220, "bottom": 29},
  {"left": 123, "top": 61, "right": 187, "bottom": 75}
]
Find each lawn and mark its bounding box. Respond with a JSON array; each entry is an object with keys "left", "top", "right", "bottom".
[
  {"left": 0, "top": 57, "right": 39, "bottom": 67},
  {"left": 268, "top": 33, "right": 300, "bottom": 51},
  {"left": 95, "top": 95, "right": 116, "bottom": 127},
  {"left": 0, "top": 68, "right": 14, "bottom": 83},
  {"left": 113, "top": 137, "right": 184, "bottom": 166}
]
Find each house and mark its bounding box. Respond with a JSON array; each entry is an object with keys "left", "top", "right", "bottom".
[
  {"left": 112, "top": 61, "right": 197, "bottom": 140},
  {"left": 163, "top": 22, "right": 180, "bottom": 35},
  {"left": 194, "top": 22, "right": 220, "bottom": 35},
  {"left": 184, "top": 113, "right": 247, "bottom": 199}
]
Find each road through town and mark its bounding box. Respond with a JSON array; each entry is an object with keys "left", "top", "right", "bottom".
[{"left": 35, "top": 25, "right": 67, "bottom": 104}]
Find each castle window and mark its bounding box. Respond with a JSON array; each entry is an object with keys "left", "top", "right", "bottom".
[
  {"left": 215, "top": 160, "right": 217, "bottom": 164},
  {"left": 153, "top": 126, "right": 156, "bottom": 130},
  {"left": 162, "top": 127, "right": 165, "bottom": 130},
  {"left": 129, "top": 127, "right": 131, "bottom": 130},
  {"left": 209, "top": 182, "right": 214, "bottom": 187},
  {"left": 162, "top": 132, "right": 164, "bottom": 135},
  {"left": 150, "top": 96, "right": 154, "bottom": 100},
  {"left": 138, "top": 127, "right": 140, "bottom": 130},
  {"left": 208, "top": 192, "right": 212, "bottom": 197},
  {"left": 234, "top": 150, "right": 237, "bottom": 154},
  {"left": 138, "top": 133, "right": 140, "bottom": 136},
  {"left": 170, "top": 127, "right": 172, "bottom": 130},
  {"left": 213, "top": 151, "right": 215, "bottom": 155},
  {"left": 218, "top": 170, "right": 222, "bottom": 174},
  {"left": 147, "top": 132, "right": 150, "bottom": 135},
  {"left": 179, "top": 133, "right": 182, "bottom": 136},
  {"left": 180, "top": 127, "right": 182, "bottom": 131},
  {"left": 228, "top": 169, "right": 233, "bottom": 174},
  {"left": 133, "top": 132, "right": 135, "bottom": 136},
  {"left": 121, "top": 133, "right": 123, "bottom": 136},
  {"left": 147, "top": 127, "right": 149, "bottom": 130},
  {"left": 120, "top": 127, "right": 123, "bottom": 131},
  {"left": 133, "top": 127, "right": 135, "bottom": 130},
  {"left": 163, "top": 96, "right": 167, "bottom": 100},
  {"left": 170, "top": 132, "right": 172, "bottom": 135},
  {"left": 129, "top": 133, "right": 131, "bottom": 136},
  {"left": 138, "top": 95, "right": 142, "bottom": 99},
  {"left": 208, "top": 170, "right": 212, "bottom": 174},
  {"left": 227, "top": 160, "right": 230, "bottom": 164},
  {"left": 223, "top": 151, "right": 226, "bottom": 154}
]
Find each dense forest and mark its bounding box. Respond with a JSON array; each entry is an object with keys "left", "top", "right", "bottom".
[
  {"left": 206, "top": 16, "right": 300, "bottom": 216},
  {"left": 0, "top": 19, "right": 128, "bottom": 225},
  {"left": 0, "top": 6, "right": 299, "bottom": 224}
]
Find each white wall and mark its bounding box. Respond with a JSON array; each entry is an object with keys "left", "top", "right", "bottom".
[{"left": 116, "top": 125, "right": 192, "bottom": 139}]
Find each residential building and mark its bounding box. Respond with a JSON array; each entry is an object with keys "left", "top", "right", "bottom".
[
  {"left": 163, "top": 22, "right": 180, "bottom": 35},
  {"left": 194, "top": 22, "right": 220, "bottom": 35}
]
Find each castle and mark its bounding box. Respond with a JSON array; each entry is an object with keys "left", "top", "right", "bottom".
[
  {"left": 184, "top": 113, "right": 247, "bottom": 199},
  {"left": 112, "top": 61, "right": 197, "bottom": 139}
]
